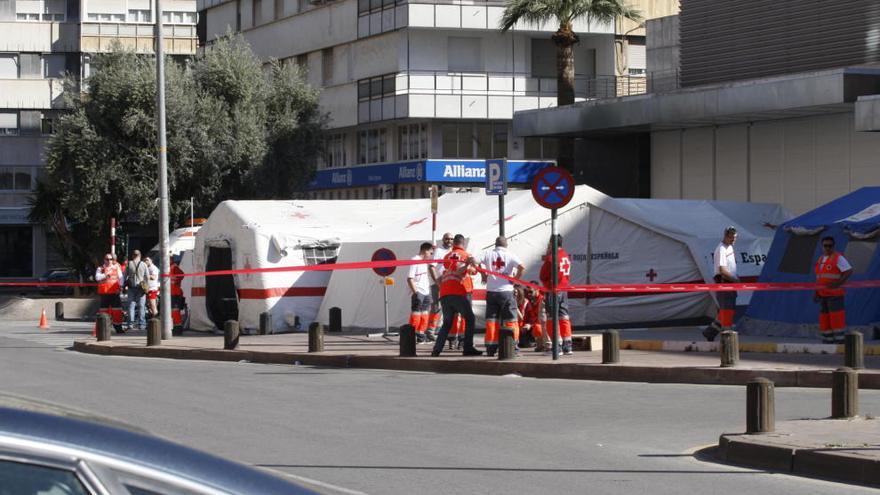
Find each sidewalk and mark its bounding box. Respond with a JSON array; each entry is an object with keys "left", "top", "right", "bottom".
[
  {"left": 718, "top": 418, "right": 880, "bottom": 487},
  {"left": 68, "top": 324, "right": 880, "bottom": 389}
]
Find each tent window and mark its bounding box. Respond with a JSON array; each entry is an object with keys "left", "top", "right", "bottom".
[
  {"left": 778, "top": 234, "right": 819, "bottom": 274},
  {"left": 302, "top": 245, "right": 339, "bottom": 266},
  {"left": 844, "top": 239, "right": 878, "bottom": 274}
]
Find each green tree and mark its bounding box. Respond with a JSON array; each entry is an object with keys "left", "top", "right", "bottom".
[
  {"left": 32, "top": 35, "right": 325, "bottom": 273},
  {"left": 500, "top": 0, "right": 641, "bottom": 170}
]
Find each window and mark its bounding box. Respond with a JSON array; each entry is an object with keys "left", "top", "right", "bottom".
[
  {"left": 162, "top": 11, "right": 197, "bottom": 24},
  {"left": 42, "top": 54, "right": 65, "bottom": 78},
  {"left": 324, "top": 133, "right": 346, "bottom": 169},
  {"left": 0, "top": 167, "right": 33, "bottom": 190},
  {"left": 322, "top": 48, "right": 333, "bottom": 85},
  {"left": 398, "top": 123, "right": 427, "bottom": 160},
  {"left": 524, "top": 137, "right": 558, "bottom": 159},
  {"left": 358, "top": 129, "right": 387, "bottom": 164},
  {"left": 0, "top": 54, "right": 19, "bottom": 79},
  {"left": 128, "top": 9, "right": 152, "bottom": 23},
  {"left": 41, "top": 112, "right": 56, "bottom": 135},
  {"left": 16, "top": 0, "right": 67, "bottom": 22},
  {"left": 358, "top": 0, "right": 402, "bottom": 16},
  {"left": 253, "top": 0, "right": 263, "bottom": 25},
  {"left": 779, "top": 234, "right": 820, "bottom": 274},
  {"left": 441, "top": 122, "right": 507, "bottom": 159},
  {"left": 0, "top": 112, "right": 19, "bottom": 136},
  {"left": 844, "top": 238, "right": 878, "bottom": 274},
  {"left": 357, "top": 74, "right": 397, "bottom": 122},
  {"left": 448, "top": 37, "right": 483, "bottom": 72},
  {"left": 88, "top": 13, "right": 125, "bottom": 22},
  {"left": 275, "top": 0, "right": 285, "bottom": 19},
  {"left": 492, "top": 123, "right": 508, "bottom": 159},
  {"left": 0, "top": 459, "right": 87, "bottom": 494},
  {"left": 295, "top": 53, "right": 308, "bottom": 70}
]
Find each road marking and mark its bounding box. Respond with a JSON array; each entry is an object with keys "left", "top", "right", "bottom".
[{"left": 278, "top": 472, "right": 370, "bottom": 495}]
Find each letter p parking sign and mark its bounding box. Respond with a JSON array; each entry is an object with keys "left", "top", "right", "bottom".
[{"left": 485, "top": 159, "right": 507, "bottom": 196}]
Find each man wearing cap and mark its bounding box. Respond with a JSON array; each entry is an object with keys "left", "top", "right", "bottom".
[
  {"left": 814, "top": 236, "right": 853, "bottom": 344},
  {"left": 703, "top": 227, "right": 738, "bottom": 342}
]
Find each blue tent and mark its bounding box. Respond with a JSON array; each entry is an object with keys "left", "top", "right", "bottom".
[{"left": 740, "top": 188, "right": 880, "bottom": 338}]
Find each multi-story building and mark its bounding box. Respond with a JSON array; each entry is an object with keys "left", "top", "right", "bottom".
[
  {"left": 514, "top": 0, "right": 880, "bottom": 215},
  {"left": 0, "top": 0, "right": 197, "bottom": 278},
  {"left": 197, "top": 0, "right": 677, "bottom": 200}
]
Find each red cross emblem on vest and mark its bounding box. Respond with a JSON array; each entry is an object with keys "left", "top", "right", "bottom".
[{"left": 492, "top": 255, "right": 506, "bottom": 271}]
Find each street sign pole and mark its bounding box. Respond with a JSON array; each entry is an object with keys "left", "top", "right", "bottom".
[
  {"left": 551, "top": 208, "right": 559, "bottom": 361},
  {"left": 367, "top": 248, "right": 398, "bottom": 339},
  {"left": 498, "top": 194, "right": 505, "bottom": 237},
  {"left": 383, "top": 280, "right": 389, "bottom": 335}
]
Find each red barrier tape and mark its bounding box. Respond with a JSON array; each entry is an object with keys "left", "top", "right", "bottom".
[{"left": 4, "top": 256, "right": 879, "bottom": 295}]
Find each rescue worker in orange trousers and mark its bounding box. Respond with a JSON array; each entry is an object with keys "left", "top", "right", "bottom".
[
  {"left": 540, "top": 234, "right": 573, "bottom": 355},
  {"left": 479, "top": 236, "right": 525, "bottom": 357},
  {"left": 703, "top": 226, "right": 739, "bottom": 342},
  {"left": 431, "top": 234, "right": 483, "bottom": 357},
  {"left": 170, "top": 254, "right": 186, "bottom": 332},
  {"left": 521, "top": 283, "right": 547, "bottom": 352},
  {"left": 407, "top": 242, "right": 435, "bottom": 343},
  {"left": 814, "top": 236, "right": 853, "bottom": 344}
]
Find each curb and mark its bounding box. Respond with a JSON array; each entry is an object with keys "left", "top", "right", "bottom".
[
  {"left": 718, "top": 434, "right": 880, "bottom": 486},
  {"left": 72, "top": 341, "right": 880, "bottom": 389},
  {"left": 617, "top": 339, "right": 880, "bottom": 355}
]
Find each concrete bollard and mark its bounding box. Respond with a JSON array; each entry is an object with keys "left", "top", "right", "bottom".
[
  {"left": 259, "top": 311, "right": 272, "bottom": 336},
  {"left": 55, "top": 301, "right": 64, "bottom": 321},
  {"left": 96, "top": 314, "right": 112, "bottom": 342},
  {"left": 720, "top": 330, "right": 739, "bottom": 368},
  {"left": 399, "top": 324, "right": 416, "bottom": 357},
  {"left": 147, "top": 318, "right": 161, "bottom": 346},
  {"left": 498, "top": 328, "right": 516, "bottom": 360},
  {"left": 329, "top": 307, "right": 342, "bottom": 333},
  {"left": 832, "top": 367, "right": 859, "bottom": 419},
  {"left": 602, "top": 330, "right": 620, "bottom": 364},
  {"left": 223, "top": 320, "right": 239, "bottom": 350},
  {"left": 308, "top": 322, "right": 324, "bottom": 352},
  {"left": 845, "top": 332, "right": 864, "bottom": 370},
  {"left": 746, "top": 378, "right": 775, "bottom": 434}
]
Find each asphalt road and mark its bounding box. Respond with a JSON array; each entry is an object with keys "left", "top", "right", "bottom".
[{"left": 0, "top": 325, "right": 878, "bottom": 495}]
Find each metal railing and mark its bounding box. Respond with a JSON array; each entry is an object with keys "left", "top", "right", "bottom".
[{"left": 397, "top": 71, "right": 647, "bottom": 99}]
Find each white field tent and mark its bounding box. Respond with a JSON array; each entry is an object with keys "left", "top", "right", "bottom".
[
  {"left": 148, "top": 225, "right": 200, "bottom": 260},
  {"left": 317, "top": 187, "right": 791, "bottom": 330},
  {"left": 185, "top": 187, "right": 790, "bottom": 333}
]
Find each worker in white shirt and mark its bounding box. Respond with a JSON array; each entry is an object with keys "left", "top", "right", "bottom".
[
  {"left": 703, "top": 226, "right": 738, "bottom": 342},
  {"left": 480, "top": 236, "right": 525, "bottom": 357},
  {"left": 407, "top": 242, "right": 435, "bottom": 343}
]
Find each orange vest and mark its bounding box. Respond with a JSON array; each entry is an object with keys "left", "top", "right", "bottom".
[
  {"left": 97, "top": 263, "right": 121, "bottom": 295},
  {"left": 170, "top": 263, "right": 184, "bottom": 296},
  {"left": 815, "top": 252, "right": 845, "bottom": 297},
  {"left": 439, "top": 247, "right": 471, "bottom": 297}
]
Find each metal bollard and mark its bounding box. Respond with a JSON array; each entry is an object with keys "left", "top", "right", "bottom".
[
  {"left": 259, "top": 311, "right": 272, "bottom": 336},
  {"left": 746, "top": 378, "right": 775, "bottom": 433},
  {"left": 308, "top": 322, "right": 324, "bottom": 352},
  {"left": 832, "top": 367, "right": 859, "bottom": 419},
  {"left": 720, "top": 330, "right": 739, "bottom": 368},
  {"left": 602, "top": 330, "right": 620, "bottom": 364},
  {"left": 329, "top": 307, "right": 342, "bottom": 333},
  {"left": 399, "top": 324, "right": 416, "bottom": 357},
  {"left": 498, "top": 328, "right": 516, "bottom": 360},
  {"left": 223, "top": 320, "right": 239, "bottom": 350},
  {"left": 55, "top": 301, "right": 64, "bottom": 321},
  {"left": 845, "top": 332, "right": 864, "bottom": 370},
  {"left": 96, "top": 314, "right": 112, "bottom": 342},
  {"left": 147, "top": 318, "right": 161, "bottom": 346}
]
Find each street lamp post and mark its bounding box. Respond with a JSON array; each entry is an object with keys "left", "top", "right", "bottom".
[{"left": 155, "top": 0, "right": 172, "bottom": 340}]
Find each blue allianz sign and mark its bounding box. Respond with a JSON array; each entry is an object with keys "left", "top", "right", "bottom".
[{"left": 309, "top": 159, "right": 553, "bottom": 189}]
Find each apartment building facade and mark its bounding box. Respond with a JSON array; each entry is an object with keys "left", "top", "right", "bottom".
[
  {"left": 0, "top": 0, "right": 197, "bottom": 278},
  {"left": 197, "top": 0, "right": 675, "bottom": 200}
]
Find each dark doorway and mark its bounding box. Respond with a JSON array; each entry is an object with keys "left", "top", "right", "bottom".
[
  {"left": 205, "top": 245, "right": 238, "bottom": 329},
  {"left": 0, "top": 226, "right": 33, "bottom": 277}
]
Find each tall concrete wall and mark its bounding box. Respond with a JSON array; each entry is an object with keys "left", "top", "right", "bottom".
[{"left": 650, "top": 112, "right": 880, "bottom": 214}]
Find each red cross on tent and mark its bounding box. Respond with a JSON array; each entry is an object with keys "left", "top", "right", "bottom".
[
  {"left": 493, "top": 214, "right": 516, "bottom": 226},
  {"left": 291, "top": 212, "right": 309, "bottom": 219},
  {"left": 646, "top": 269, "right": 658, "bottom": 282},
  {"left": 492, "top": 255, "right": 506, "bottom": 271},
  {"left": 406, "top": 217, "right": 428, "bottom": 228}
]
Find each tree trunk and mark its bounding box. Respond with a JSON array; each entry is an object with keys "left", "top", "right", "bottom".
[{"left": 552, "top": 25, "right": 578, "bottom": 172}]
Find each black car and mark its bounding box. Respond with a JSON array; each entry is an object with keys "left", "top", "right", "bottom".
[{"left": 37, "top": 268, "right": 78, "bottom": 295}]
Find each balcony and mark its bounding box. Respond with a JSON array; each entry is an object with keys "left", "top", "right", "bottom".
[
  {"left": 0, "top": 79, "right": 65, "bottom": 109},
  {"left": 357, "top": 71, "right": 647, "bottom": 123},
  {"left": 80, "top": 23, "right": 197, "bottom": 55},
  {"left": 0, "top": 21, "right": 79, "bottom": 52}
]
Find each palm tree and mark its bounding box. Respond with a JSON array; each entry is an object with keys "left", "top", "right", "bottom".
[{"left": 500, "top": 0, "right": 641, "bottom": 170}]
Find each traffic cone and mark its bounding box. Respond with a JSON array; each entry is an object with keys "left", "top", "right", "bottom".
[{"left": 38, "top": 308, "right": 49, "bottom": 330}]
